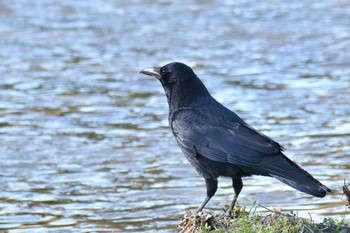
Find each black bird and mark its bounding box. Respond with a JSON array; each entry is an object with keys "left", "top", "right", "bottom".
[{"left": 140, "top": 62, "right": 330, "bottom": 214}]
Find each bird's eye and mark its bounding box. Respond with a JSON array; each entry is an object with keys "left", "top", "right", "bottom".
[{"left": 161, "top": 67, "right": 167, "bottom": 76}]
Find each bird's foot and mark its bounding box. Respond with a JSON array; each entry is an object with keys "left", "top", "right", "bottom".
[{"left": 222, "top": 204, "right": 243, "bottom": 218}]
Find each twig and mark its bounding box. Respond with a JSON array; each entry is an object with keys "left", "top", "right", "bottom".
[{"left": 343, "top": 179, "right": 350, "bottom": 208}]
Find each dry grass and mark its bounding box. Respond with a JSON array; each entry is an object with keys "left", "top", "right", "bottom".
[{"left": 178, "top": 205, "right": 350, "bottom": 233}]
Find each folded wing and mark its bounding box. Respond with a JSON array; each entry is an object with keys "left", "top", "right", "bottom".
[{"left": 172, "top": 110, "right": 329, "bottom": 197}]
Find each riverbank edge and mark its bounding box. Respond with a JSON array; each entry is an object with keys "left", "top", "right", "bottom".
[{"left": 178, "top": 206, "right": 350, "bottom": 233}]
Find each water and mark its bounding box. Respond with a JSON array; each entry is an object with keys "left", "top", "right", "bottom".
[{"left": 0, "top": 0, "right": 350, "bottom": 232}]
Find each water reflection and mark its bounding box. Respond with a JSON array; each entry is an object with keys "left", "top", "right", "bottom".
[{"left": 0, "top": 0, "right": 350, "bottom": 232}]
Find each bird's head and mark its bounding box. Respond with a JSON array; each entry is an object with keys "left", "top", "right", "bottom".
[
  {"left": 140, "top": 62, "right": 211, "bottom": 108},
  {"left": 140, "top": 62, "right": 194, "bottom": 87}
]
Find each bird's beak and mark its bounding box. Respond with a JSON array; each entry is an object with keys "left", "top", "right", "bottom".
[{"left": 140, "top": 67, "right": 161, "bottom": 79}]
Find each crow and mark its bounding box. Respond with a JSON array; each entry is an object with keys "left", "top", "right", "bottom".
[{"left": 140, "top": 62, "right": 330, "bottom": 215}]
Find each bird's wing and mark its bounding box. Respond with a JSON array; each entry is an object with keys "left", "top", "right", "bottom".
[
  {"left": 172, "top": 109, "right": 330, "bottom": 198},
  {"left": 172, "top": 110, "right": 283, "bottom": 166}
]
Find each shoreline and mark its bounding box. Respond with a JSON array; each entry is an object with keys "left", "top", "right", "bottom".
[{"left": 178, "top": 205, "right": 350, "bottom": 233}]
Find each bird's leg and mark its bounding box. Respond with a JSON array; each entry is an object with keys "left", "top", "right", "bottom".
[
  {"left": 196, "top": 178, "right": 217, "bottom": 213},
  {"left": 229, "top": 176, "right": 243, "bottom": 216}
]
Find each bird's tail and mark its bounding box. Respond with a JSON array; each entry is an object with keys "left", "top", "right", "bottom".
[{"left": 259, "top": 153, "right": 331, "bottom": 197}]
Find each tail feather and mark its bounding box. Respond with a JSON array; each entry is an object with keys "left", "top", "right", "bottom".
[{"left": 258, "top": 153, "right": 331, "bottom": 197}]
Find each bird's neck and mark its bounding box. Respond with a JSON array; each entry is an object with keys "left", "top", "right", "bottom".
[{"left": 167, "top": 79, "right": 215, "bottom": 112}]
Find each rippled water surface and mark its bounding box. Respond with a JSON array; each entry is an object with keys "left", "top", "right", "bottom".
[{"left": 1, "top": 0, "right": 350, "bottom": 232}]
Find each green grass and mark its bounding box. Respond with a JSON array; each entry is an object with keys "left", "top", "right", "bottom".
[{"left": 179, "top": 205, "right": 349, "bottom": 233}]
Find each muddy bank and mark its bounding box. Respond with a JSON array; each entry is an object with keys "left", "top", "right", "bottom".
[{"left": 178, "top": 206, "right": 350, "bottom": 233}]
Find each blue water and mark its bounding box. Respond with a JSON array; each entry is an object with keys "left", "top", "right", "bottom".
[{"left": 0, "top": 0, "right": 350, "bottom": 232}]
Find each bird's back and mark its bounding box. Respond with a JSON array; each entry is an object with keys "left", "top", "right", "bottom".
[{"left": 171, "top": 103, "right": 330, "bottom": 197}]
